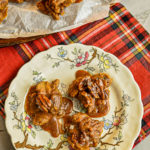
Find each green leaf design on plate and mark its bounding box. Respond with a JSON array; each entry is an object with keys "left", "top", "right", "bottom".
[
  {"left": 13, "top": 125, "right": 20, "bottom": 129},
  {"left": 31, "top": 130, "right": 36, "bottom": 139},
  {"left": 33, "top": 70, "right": 41, "bottom": 75}
]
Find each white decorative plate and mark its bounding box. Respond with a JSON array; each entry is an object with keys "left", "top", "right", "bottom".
[{"left": 5, "top": 44, "right": 143, "bottom": 150}]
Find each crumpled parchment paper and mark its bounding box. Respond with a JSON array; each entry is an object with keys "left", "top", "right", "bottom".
[{"left": 0, "top": 0, "right": 119, "bottom": 39}]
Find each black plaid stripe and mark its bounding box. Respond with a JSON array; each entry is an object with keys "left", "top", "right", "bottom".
[
  {"left": 28, "top": 41, "right": 41, "bottom": 53},
  {"left": 14, "top": 45, "right": 30, "bottom": 62}
]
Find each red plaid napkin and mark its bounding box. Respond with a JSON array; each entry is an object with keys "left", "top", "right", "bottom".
[{"left": 0, "top": 3, "right": 150, "bottom": 147}]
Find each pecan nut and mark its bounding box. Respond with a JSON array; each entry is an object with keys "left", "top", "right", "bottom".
[
  {"left": 67, "top": 113, "right": 104, "bottom": 150},
  {"left": 36, "top": 94, "right": 52, "bottom": 112},
  {"left": 68, "top": 70, "right": 112, "bottom": 117}
]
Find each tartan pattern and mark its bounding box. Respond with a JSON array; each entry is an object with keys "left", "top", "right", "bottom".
[{"left": 0, "top": 3, "right": 150, "bottom": 147}]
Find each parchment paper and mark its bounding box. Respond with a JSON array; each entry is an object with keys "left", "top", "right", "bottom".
[{"left": 0, "top": 0, "right": 119, "bottom": 39}]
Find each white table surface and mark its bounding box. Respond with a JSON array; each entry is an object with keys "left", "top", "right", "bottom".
[
  {"left": 121, "top": 0, "right": 150, "bottom": 33},
  {"left": 0, "top": 0, "right": 150, "bottom": 150}
]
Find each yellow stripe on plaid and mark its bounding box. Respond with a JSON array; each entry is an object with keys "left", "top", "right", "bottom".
[
  {"left": 0, "top": 88, "right": 8, "bottom": 97},
  {"left": 61, "top": 19, "right": 111, "bottom": 43},
  {"left": 20, "top": 44, "right": 33, "bottom": 59},
  {"left": 144, "top": 103, "right": 150, "bottom": 111},
  {"left": 141, "top": 128, "right": 147, "bottom": 138},
  {"left": 61, "top": 32, "right": 75, "bottom": 43},
  {"left": 78, "top": 18, "right": 111, "bottom": 41},
  {"left": 122, "top": 53, "right": 135, "bottom": 64},
  {"left": 143, "top": 42, "right": 150, "bottom": 63},
  {"left": 110, "top": 8, "right": 149, "bottom": 64}
]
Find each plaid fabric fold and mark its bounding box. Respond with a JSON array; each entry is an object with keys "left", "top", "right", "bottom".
[{"left": 0, "top": 3, "right": 150, "bottom": 147}]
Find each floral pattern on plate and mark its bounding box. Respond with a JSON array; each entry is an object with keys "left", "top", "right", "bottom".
[{"left": 5, "top": 44, "right": 143, "bottom": 150}]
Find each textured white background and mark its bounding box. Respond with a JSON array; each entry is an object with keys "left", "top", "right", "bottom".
[
  {"left": 0, "top": 0, "right": 150, "bottom": 149},
  {"left": 122, "top": 0, "right": 150, "bottom": 33}
]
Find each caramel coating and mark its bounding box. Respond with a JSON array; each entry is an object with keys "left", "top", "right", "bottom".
[
  {"left": 25, "top": 80, "right": 73, "bottom": 137},
  {"left": 68, "top": 70, "right": 112, "bottom": 117},
  {"left": 65, "top": 113, "right": 104, "bottom": 150},
  {"left": 9, "top": 0, "right": 24, "bottom": 3},
  {"left": 0, "top": 0, "right": 83, "bottom": 24},
  {"left": 0, "top": 0, "right": 8, "bottom": 23},
  {"left": 37, "top": 0, "right": 83, "bottom": 20}
]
